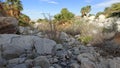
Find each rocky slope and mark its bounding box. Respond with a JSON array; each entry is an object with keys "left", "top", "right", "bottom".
[{"left": 0, "top": 33, "right": 120, "bottom": 68}]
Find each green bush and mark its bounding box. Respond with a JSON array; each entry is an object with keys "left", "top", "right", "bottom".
[
  {"left": 54, "top": 8, "right": 74, "bottom": 24},
  {"left": 78, "top": 36, "right": 93, "bottom": 45},
  {"left": 18, "top": 20, "right": 29, "bottom": 26}
]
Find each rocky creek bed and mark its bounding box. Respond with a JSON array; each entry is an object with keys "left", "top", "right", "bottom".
[
  {"left": 0, "top": 17, "right": 120, "bottom": 68},
  {"left": 0, "top": 33, "right": 120, "bottom": 68}
]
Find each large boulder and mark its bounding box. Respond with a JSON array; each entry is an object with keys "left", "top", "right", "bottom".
[
  {"left": 0, "top": 34, "right": 34, "bottom": 59},
  {"left": 0, "top": 17, "right": 18, "bottom": 34},
  {"left": 34, "top": 38, "right": 56, "bottom": 55},
  {"left": 0, "top": 34, "right": 56, "bottom": 59},
  {"left": 2, "top": 43, "right": 25, "bottom": 59}
]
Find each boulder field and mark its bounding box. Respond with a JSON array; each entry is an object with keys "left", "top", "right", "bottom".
[{"left": 0, "top": 34, "right": 120, "bottom": 68}]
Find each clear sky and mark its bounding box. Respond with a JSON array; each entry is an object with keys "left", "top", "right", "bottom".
[{"left": 21, "top": 0, "right": 120, "bottom": 20}]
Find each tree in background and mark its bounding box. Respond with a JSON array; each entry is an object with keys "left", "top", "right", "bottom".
[
  {"left": 104, "top": 3, "right": 120, "bottom": 17},
  {"left": 81, "top": 7, "right": 86, "bottom": 17},
  {"left": 81, "top": 5, "right": 91, "bottom": 17},
  {"left": 13, "top": 0, "right": 23, "bottom": 18},
  {"left": 20, "top": 14, "right": 30, "bottom": 23},
  {"left": 19, "top": 13, "right": 30, "bottom": 26},
  {"left": 37, "top": 18, "right": 47, "bottom": 23},
  {"left": 54, "top": 14, "right": 62, "bottom": 22},
  {"left": 89, "top": 14, "right": 95, "bottom": 16},
  {"left": 37, "top": 19, "right": 43, "bottom": 23},
  {"left": 54, "top": 8, "right": 74, "bottom": 24},
  {"left": 104, "top": 7, "right": 112, "bottom": 17},
  {"left": 0, "top": 1, "right": 7, "bottom": 16},
  {"left": 0, "top": 0, "right": 31, "bottom": 26},
  {"left": 5, "top": 0, "right": 23, "bottom": 18}
]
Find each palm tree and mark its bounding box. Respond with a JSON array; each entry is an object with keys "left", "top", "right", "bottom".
[
  {"left": 5, "top": 0, "right": 23, "bottom": 18},
  {"left": 18, "top": 14, "right": 30, "bottom": 26},
  {"left": 80, "top": 5, "right": 91, "bottom": 17},
  {"left": 81, "top": 7, "right": 86, "bottom": 17},
  {"left": 20, "top": 14, "right": 30, "bottom": 23},
  {"left": 85, "top": 5, "right": 91, "bottom": 16},
  {"left": 13, "top": 0, "right": 23, "bottom": 18},
  {"left": 0, "top": 1, "right": 7, "bottom": 16}
]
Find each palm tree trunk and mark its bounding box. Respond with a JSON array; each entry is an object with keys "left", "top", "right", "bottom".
[{"left": 0, "top": 3, "right": 7, "bottom": 16}]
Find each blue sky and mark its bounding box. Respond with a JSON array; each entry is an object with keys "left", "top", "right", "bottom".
[{"left": 21, "top": 0, "right": 120, "bottom": 20}]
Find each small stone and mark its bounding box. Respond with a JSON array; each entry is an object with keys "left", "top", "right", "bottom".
[
  {"left": 7, "top": 64, "right": 17, "bottom": 68},
  {"left": 13, "top": 64, "right": 27, "bottom": 68},
  {"left": 32, "top": 66, "right": 41, "bottom": 68},
  {"left": 0, "top": 58, "right": 7, "bottom": 67},
  {"left": 73, "top": 47, "right": 80, "bottom": 55},
  {"left": 70, "top": 63, "right": 80, "bottom": 68},
  {"left": 81, "top": 60, "right": 96, "bottom": 68},
  {"left": 49, "top": 66, "right": 55, "bottom": 68},
  {"left": 53, "top": 64, "right": 62, "bottom": 68},
  {"left": 34, "top": 38, "right": 56, "bottom": 55},
  {"left": 25, "top": 59, "right": 33, "bottom": 67},
  {"left": 34, "top": 56, "right": 50, "bottom": 68},
  {"left": 77, "top": 53, "right": 96, "bottom": 62},
  {"left": 55, "top": 44, "right": 63, "bottom": 51},
  {"left": 49, "top": 58, "right": 58, "bottom": 63},
  {"left": 8, "top": 58, "right": 26, "bottom": 64}
]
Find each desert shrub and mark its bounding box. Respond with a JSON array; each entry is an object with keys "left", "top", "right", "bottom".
[
  {"left": 56, "top": 19, "right": 86, "bottom": 35},
  {"left": 74, "top": 18, "right": 104, "bottom": 45},
  {"left": 35, "top": 14, "right": 62, "bottom": 43},
  {"left": 56, "top": 18, "right": 103, "bottom": 45},
  {"left": 18, "top": 20, "right": 29, "bottom": 26},
  {"left": 78, "top": 36, "right": 93, "bottom": 45}
]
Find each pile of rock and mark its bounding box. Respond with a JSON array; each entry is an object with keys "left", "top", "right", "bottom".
[
  {"left": 18, "top": 26, "right": 40, "bottom": 35},
  {"left": 0, "top": 34, "right": 120, "bottom": 68},
  {"left": 0, "top": 15, "right": 120, "bottom": 68}
]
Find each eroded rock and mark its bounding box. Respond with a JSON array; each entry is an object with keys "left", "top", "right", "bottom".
[{"left": 0, "top": 17, "right": 18, "bottom": 34}]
